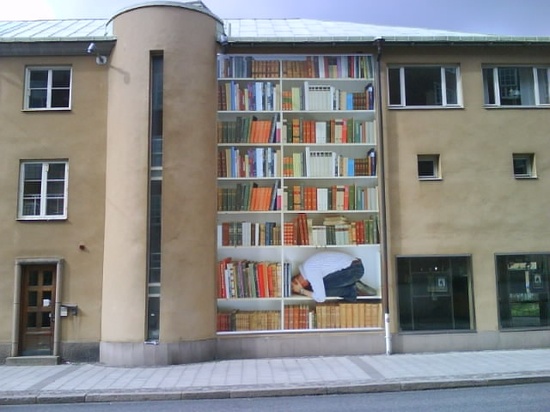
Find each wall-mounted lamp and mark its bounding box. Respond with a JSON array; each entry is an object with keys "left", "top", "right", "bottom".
[{"left": 87, "top": 42, "right": 108, "bottom": 65}]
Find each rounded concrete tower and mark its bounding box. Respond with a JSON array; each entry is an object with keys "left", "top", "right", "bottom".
[{"left": 100, "top": 2, "right": 220, "bottom": 366}]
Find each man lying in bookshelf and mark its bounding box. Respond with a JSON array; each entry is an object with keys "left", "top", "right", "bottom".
[{"left": 291, "top": 251, "right": 376, "bottom": 302}]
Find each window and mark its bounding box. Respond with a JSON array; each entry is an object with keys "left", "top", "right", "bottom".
[
  {"left": 25, "top": 67, "right": 72, "bottom": 110},
  {"left": 496, "top": 254, "right": 550, "bottom": 329},
  {"left": 417, "top": 154, "right": 440, "bottom": 179},
  {"left": 388, "top": 65, "right": 461, "bottom": 107},
  {"left": 513, "top": 153, "right": 536, "bottom": 178},
  {"left": 18, "top": 161, "right": 68, "bottom": 220},
  {"left": 398, "top": 256, "right": 474, "bottom": 331},
  {"left": 147, "top": 54, "right": 164, "bottom": 341},
  {"left": 483, "top": 66, "right": 550, "bottom": 107}
]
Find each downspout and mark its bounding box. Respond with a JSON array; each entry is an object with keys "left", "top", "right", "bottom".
[{"left": 374, "top": 37, "right": 391, "bottom": 355}]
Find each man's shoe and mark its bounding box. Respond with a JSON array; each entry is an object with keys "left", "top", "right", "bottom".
[{"left": 355, "top": 281, "right": 377, "bottom": 296}]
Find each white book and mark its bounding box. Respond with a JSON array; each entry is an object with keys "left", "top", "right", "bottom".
[
  {"left": 315, "top": 121, "right": 327, "bottom": 143},
  {"left": 317, "top": 187, "right": 328, "bottom": 211}
]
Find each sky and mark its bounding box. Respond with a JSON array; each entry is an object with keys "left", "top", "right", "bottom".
[{"left": 2, "top": 0, "right": 550, "bottom": 36}]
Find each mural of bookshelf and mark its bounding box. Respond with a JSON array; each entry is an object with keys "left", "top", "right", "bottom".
[{"left": 216, "top": 54, "right": 381, "bottom": 333}]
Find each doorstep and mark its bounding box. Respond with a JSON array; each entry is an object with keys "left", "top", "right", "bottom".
[{"left": 5, "top": 356, "right": 60, "bottom": 366}]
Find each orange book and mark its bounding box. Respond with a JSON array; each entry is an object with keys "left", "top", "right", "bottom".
[
  {"left": 298, "top": 213, "right": 309, "bottom": 245},
  {"left": 249, "top": 187, "right": 258, "bottom": 211},
  {"left": 284, "top": 222, "right": 295, "bottom": 245},
  {"left": 262, "top": 187, "right": 271, "bottom": 210},
  {"left": 256, "top": 262, "right": 265, "bottom": 298}
]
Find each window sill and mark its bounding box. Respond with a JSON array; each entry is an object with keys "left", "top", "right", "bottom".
[
  {"left": 484, "top": 105, "right": 550, "bottom": 109},
  {"left": 418, "top": 177, "right": 442, "bottom": 181},
  {"left": 22, "top": 108, "right": 72, "bottom": 112},
  {"left": 17, "top": 217, "right": 68, "bottom": 222},
  {"left": 514, "top": 175, "right": 537, "bottom": 180},
  {"left": 388, "top": 105, "right": 463, "bottom": 110},
  {"left": 398, "top": 329, "right": 475, "bottom": 335}
]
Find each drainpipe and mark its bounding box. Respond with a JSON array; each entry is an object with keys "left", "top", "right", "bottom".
[{"left": 374, "top": 37, "right": 391, "bottom": 355}]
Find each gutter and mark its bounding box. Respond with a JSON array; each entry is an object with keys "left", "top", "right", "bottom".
[{"left": 374, "top": 37, "right": 392, "bottom": 356}]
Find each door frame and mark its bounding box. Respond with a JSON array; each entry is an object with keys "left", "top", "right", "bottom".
[{"left": 11, "top": 258, "right": 64, "bottom": 357}]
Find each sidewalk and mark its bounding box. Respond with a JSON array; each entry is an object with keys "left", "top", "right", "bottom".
[{"left": 1, "top": 349, "right": 550, "bottom": 405}]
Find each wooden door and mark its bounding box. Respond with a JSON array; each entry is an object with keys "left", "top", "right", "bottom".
[{"left": 19, "top": 265, "right": 56, "bottom": 356}]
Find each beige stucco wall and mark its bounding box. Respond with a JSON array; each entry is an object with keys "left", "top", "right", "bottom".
[
  {"left": 381, "top": 45, "right": 550, "bottom": 334},
  {"left": 101, "top": 4, "right": 219, "bottom": 345},
  {"left": 0, "top": 56, "right": 108, "bottom": 347}
]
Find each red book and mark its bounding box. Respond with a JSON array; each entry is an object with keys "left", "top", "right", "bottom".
[{"left": 218, "top": 257, "right": 232, "bottom": 298}]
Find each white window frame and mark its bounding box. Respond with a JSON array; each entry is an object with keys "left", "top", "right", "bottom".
[
  {"left": 388, "top": 65, "right": 462, "bottom": 108},
  {"left": 513, "top": 153, "right": 536, "bottom": 179},
  {"left": 18, "top": 161, "right": 69, "bottom": 220},
  {"left": 417, "top": 154, "right": 441, "bottom": 180},
  {"left": 483, "top": 66, "right": 550, "bottom": 107},
  {"left": 24, "top": 66, "right": 72, "bottom": 110}
]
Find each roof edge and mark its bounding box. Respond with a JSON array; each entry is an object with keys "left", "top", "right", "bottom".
[{"left": 108, "top": 1, "right": 223, "bottom": 25}]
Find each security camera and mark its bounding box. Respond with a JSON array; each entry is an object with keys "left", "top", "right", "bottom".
[
  {"left": 217, "top": 33, "right": 228, "bottom": 46},
  {"left": 87, "top": 42, "right": 96, "bottom": 54}
]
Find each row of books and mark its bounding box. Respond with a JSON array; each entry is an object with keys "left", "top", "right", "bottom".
[
  {"left": 282, "top": 83, "right": 375, "bottom": 111},
  {"left": 286, "top": 185, "right": 379, "bottom": 212},
  {"left": 218, "top": 81, "right": 280, "bottom": 111},
  {"left": 218, "top": 147, "right": 281, "bottom": 178},
  {"left": 217, "top": 116, "right": 281, "bottom": 144},
  {"left": 217, "top": 118, "right": 376, "bottom": 145},
  {"left": 217, "top": 221, "right": 281, "bottom": 247},
  {"left": 312, "top": 302, "right": 382, "bottom": 329},
  {"left": 282, "top": 118, "right": 376, "bottom": 145},
  {"left": 217, "top": 55, "right": 375, "bottom": 80},
  {"left": 217, "top": 183, "right": 378, "bottom": 212},
  {"left": 216, "top": 302, "right": 382, "bottom": 332},
  {"left": 217, "top": 258, "right": 292, "bottom": 299},
  {"left": 218, "top": 147, "right": 376, "bottom": 179},
  {"left": 217, "top": 216, "right": 379, "bottom": 247},
  {"left": 217, "top": 182, "right": 281, "bottom": 212},
  {"left": 218, "top": 58, "right": 280, "bottom": 79},
  {"left": 283, "top": 148, "right": 376, "bottom": 177},
  {"left": 285, "top": 303, "right": 382, "bottom": 329},
  {"left": 285, "top": 214, "right": 380, "bottom": 246},
  {"left": 217, "top": 310, "right": 281, "bottom": 332},
  {"left": 218, "top": 81, "right": 374, "bottom": 112},
  {"left": 282, "top": 56, "right": 375, "bottom": 80}
]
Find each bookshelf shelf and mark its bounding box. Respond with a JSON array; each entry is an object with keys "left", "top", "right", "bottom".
[{"left": 217, "top": 53, "right": 382, "bottom": 333}]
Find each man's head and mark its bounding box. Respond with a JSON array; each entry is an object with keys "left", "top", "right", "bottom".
[{"left": 291, "top": 273, "right": 311, "bottom": 290}]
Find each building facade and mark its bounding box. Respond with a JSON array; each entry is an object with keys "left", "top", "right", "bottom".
[{"left": 1, "top": 1, "right": 549, "bottom": 366}]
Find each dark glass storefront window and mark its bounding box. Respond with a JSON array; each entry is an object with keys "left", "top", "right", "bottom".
[
  {"left": 496, "top": 254, "right": 550, "bottom": 329},
  {"left": 398, "top": 256, "right": 473, "bottom": 331}
]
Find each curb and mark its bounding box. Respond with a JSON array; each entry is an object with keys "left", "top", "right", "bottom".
[{"left": 2, "top": 375, "right": 550, "bottom": 405}]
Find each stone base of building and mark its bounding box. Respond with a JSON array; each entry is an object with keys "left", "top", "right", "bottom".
[
  {"left": 99, "top": 339, "right": 217, "bottom": 367},
  {"left": 393, "top": 329, "right": 550, "bottom": 353},
  {"left": 99, "top": 332, "right": 386, "bottom": 366},
  {"left": 3, "top": 330, "right": 550, "bottom": 366},
  {"left": 216, "top": 331, "right": 386, "bottom": 360},
  {"left": 60, "top": 342, "right": 100, "bottom": 363},
  {"left": 0, "top": 344, "right": 11, "bottom": 364},
  {"left": 0, "top": 342, "right": 99, "bottom": 364}
]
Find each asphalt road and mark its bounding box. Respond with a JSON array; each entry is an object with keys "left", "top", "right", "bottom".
[{"left": 3, "top": 382, "right": 550, "bottom": 411}]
